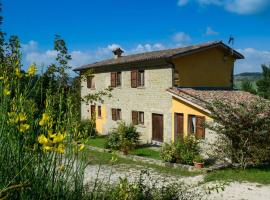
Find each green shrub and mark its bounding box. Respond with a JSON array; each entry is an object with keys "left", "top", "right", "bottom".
[
  {"left": 160, "top": 136, "right": 200, "bottom": 165},
  {"left": 160, "top": 142, "right": 178, "bottom": 163},
  {"left": 176, "top": 136, "right": 200, "bottom": 165},
  {"left": 105, "top": 122, "right": 140, "bottom": 153},
  {"left": 79, "top": 119, "right": 97, "bottom": 139}
]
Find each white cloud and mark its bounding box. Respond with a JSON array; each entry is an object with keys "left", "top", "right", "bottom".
[
  {"left": 235, "top": 48, "right": 270, "bottom": 73},
  {"left": 177, "top": 0, "right": 190, "bottom": 6},
  {"left": 205, "top": 26, "right": 219, "bottom": 36},
  {"left": 177, "top": 0, "right": 270, "bottom": 15},
  {"left": 21, "top": 40, "right": 38, "bottom": 52},
  {"left": 171, "top": 32, "right": 192, "bottom": 45},
  {"left": 130, "top": 43, "right": 165, "bottom": 54}
]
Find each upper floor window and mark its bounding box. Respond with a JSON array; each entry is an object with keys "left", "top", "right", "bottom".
[
  {"left": 132, "top": 111, "right": 144, "bottom": 125},
  {"left": 131, "top": 70, "right": 145, "bottom": 88},
  {"left": 87, "top": 76, "right": 95, "bottom": 89},
  {"left": 111, "top": 72, "right": 121, "bottom": 87},
  {"left": 188, "top": 115, "right": 205, "bottom": 139},
  {"left": 112, "top": 108, "right": 121, "bottom": 121},
  {"left": 98, "top": 106, "right": 102, "bottom": 118}
]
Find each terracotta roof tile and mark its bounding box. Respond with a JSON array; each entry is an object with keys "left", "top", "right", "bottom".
[
  {"left": 74, "top": 41, "right": 244, "bottom": 71},
  {"left": 167, "top": 87, "right": 261, "bottom": 111}
]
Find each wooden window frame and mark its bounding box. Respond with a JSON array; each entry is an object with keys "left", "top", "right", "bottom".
[
  {"left": 111, "top": 72, "right": 121, "bottom": 88},
  {"left": 138, "top": 70, "right": 145, "bottom": 87},
  {"left": 97, "top": 106, "right": 102, "bottom": 118},
  {"left": 188, "top": 115, "right": 205, "bottom": 139},
  {"left": 132, "top": 111, "right": 144, "bottom": 125},
  {"left": 112, "top": 108, "right": 121, "bottom": 121},
  {"left": 91, "top": 105, "right": 96, "bottom": 119},
  {"left": 87, "top": 76, "right": 95, "bottom": 89}
]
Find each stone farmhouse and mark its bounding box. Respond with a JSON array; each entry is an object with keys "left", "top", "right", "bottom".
[{"left": 74, "top": 41, "right": 256, "bottom": 145}]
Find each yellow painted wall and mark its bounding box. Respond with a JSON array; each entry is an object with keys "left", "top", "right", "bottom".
[
  {"left": 94, "top": 105, "right": 107, "bottom": 134},
  {"left": 171, "top": 97, "right": 212, "bottom": 141},
  {"left": 172, "top": 47, "right": 235, "bottom": 87}
]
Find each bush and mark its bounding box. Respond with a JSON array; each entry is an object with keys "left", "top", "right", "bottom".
[
  {"left": 78, "top": 119, "right": 97, "bottom": 139},
  {"left": 160, "top": 142, "right": 178, "bottom": 163},
  {"left": 105, "top": 122, "right": 140, "bottom": 153},
  {"left": 207, "top": 99, "right": 270, "bottom": 169},
  {"left": 160, "top": 136, "right": 200, "bottom": 165}
]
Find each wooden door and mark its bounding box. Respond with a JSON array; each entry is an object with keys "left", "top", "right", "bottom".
[
  {"left": 196, "top": 116, "right": 205, "bottom": 139},
  {"left": 152, "top": 114, "right": 163, "bottom": 142},
  {"left": 174, "top": 113, "right": 184, "bottom": 141}
]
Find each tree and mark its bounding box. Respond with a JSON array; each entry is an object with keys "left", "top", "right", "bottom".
[
  {"left": 206, "top": 99, "right": 270, "bottom": 169},
  {"left": 257, "top": 64, "right": 270, "bottom": 99},
  {"left": 241, "top": 80, "right": 256, "bottom": 94}
]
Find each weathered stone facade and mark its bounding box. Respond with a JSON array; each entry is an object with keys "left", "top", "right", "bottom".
[{"left": 81, "top": 65, "right": 173, "bottom": 143}]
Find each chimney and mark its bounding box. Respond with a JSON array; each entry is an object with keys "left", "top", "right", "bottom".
[{"left": 112, "top": 48, "right": 124, "bottom": 59}]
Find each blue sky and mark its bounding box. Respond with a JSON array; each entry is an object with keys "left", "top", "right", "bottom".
[{"left": 3, "top": 0, "right": 270, "bottom": 74}]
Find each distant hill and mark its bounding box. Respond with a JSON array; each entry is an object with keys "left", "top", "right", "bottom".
[{"left": 234, "top": 72, "right": 262, "bottom": 89}]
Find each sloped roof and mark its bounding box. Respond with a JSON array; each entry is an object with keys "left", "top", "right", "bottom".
[
  {"left": 167, "top": 87, "right": 260, "bottom": 112},
  {"left": 74, "top": 41, "right": 244, "bottom": 71}
]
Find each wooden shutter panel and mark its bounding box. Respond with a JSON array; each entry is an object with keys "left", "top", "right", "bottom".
[
  {"left": 196, "top": 116, "right": 205, "bottom": 139},
  {"left": 112, "top": 108, "right": 116, "bottom": 120},
  {"left": 87, "top": 76, "right": 92, "bottom": 88},
  {"left": 132, "top": 111, "right": 138, "bottom": 125},
  {"left": 131, "top": 70, "right": 138, "bottom": 88},
  {"left": 111, "top": 72, "right": 117, "bottom": 87}
]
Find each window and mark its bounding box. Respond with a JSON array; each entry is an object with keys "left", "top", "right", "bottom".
[
  {"left": 132, "top": 111, "right": 144, "bottom": 125},
  {"left": 138, "top": 70, "right": 145, "bottom": 87},
  {"left": 112, "top": 108, "right": 121, "bottom": 121},
  {"left": 131, "top": 70, "right": 145, "bottom": 88},
  {"left": 111, "top": 72, "right": 121, "bottom": 87},
  {"left": 188, "top": 115, "right": 196, "bottom": 134},
  {"left": 98, "top": 106, "right": 101, "bottom": 118},
  {"left": 91, "top": 105, "right": 96, "bottom": 118},
  {"left": 188, "top": 115, "right": 205, "bottom": 139},
  {"left": 87, "top": 76, "right": 95, "bottom": 89}
]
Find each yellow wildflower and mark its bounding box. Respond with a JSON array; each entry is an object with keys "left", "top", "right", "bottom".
[
  {"left": 52, "top": 132, "right": 65, "bottom": 143},
  {"left": 18, "top": 113, "right": 27, "bottom": 122},
  {"left": 58, "top": 165, "right": 65, "bottom": 172},
  {"left": 39, "top": 113, "right": 50, "bottom": 126},
  {"left": 56, "top": 144, "right": 65, "bottom": 154},
  {"left": 3, "top": 88, "right": 11, "bottom": 96},
  {"left": 79, "top": 144, "right": 85, "bottom": 151},
  {"left": 0, "top": 76, "right": 4, "bottom": 80},
  {"left": 43, "top": 145, "right": 53, "bottom": 152},
  {"left": 48, "top": 130, "right": 56, "bottom": 138},
  {"left": 27, "top": 64, "right": 37, "bottom": 76},
  {"left": 19, "top": 124, "right": 30, "bottom": 133},
  {"left": 15, "top": 68, "right": 21, "bottom": 77},
  {"left": 38, "top": 134, "right": 49, "bottom": 145}
]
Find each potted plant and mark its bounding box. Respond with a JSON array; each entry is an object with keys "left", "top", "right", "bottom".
[{"left": 193, "top": 155, "right": 204, "bottom": 169}]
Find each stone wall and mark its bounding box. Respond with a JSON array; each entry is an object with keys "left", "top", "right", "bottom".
[{"left": 81, "top": 66, "right": 173, "bottom": 143}]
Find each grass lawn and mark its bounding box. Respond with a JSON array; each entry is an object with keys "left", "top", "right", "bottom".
[
  {"left": 205, "top": 166, "right": 270, "bottom": 185},
  {"left": 86, "top": 136, "right": 161, "bottom": 160},
  {"left": 86, "top": 149, "right": 200, "bottom": 177},
  {"left": 129, "top": 147, "right": 161, "bottom": 160},
  {"left": 86, "top": 136, "right": 107, "bottom": 148}
]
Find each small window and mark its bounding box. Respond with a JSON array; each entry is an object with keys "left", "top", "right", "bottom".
[
  {"left": 139, "top": 112, "right": 144, "bottom": 124},
  {"left": 87, "top": 76, "right": 95, "bottom": 89},
  {"left": 111, "top": 72, "right": 121, "bottom": 87},
  {"left": 91, "top": 105, "right": 96, "bottom": 118},
  {"left": 98, "top": 106, "right": 101, "bottom": 118},
  {"left": 138, "top": 70, "right": 145, "bottom": 87},
  {"left": 188, "top": 115, "right": 196, "bottom": 134},
  {"left": 132, "top": 111, "right": 144, "bottom": 125},
  {"left": 112, "top": 108, "right": 121, "bottom": 121},
  {"left": 116, "top": 72, "right": 121, "bottom": 87}
]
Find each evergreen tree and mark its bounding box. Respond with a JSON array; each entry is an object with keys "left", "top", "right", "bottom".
[{"left": 257, "top": 64, "right": 270, "bottom": 99}]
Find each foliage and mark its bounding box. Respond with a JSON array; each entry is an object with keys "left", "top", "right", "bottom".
[
  {"left": 105, "top": 122, "right": 140, "bottom": 153},
  {"left": 78, "top": 119, "right": 97, "bottom": 139},
  {"left": 257, "top": 64, "right": 270, "bottom": 99},
  {"left": 193, "top": 155, "right": 204, "bottom": 163},
  {"left": 241, "top": 79, "right": 257, "bottom": 94},
  {"left": 160, "top": 141, "right": 178, "bottom": 163},
  {"left": 85, "top": 170, "right": 201, "bottom": 200},
  {"left": 160, "top": 136, "right": 200, "bottom": 165},
  {"left": 206, "top": 99, "right": 270, "bottom": 169}
]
